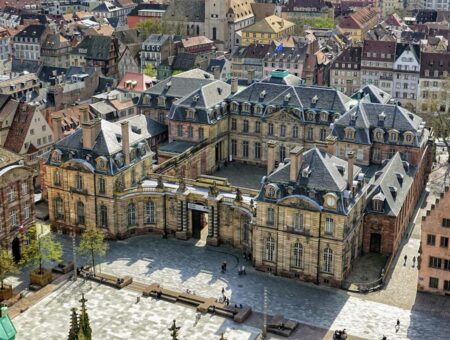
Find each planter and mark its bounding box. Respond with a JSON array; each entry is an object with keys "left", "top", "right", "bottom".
[
  {"left": 30, "top": 268, "right": 53, "bottom": 287},
  {"left": 0, "top": 285, "right": 13, "bottom": 301}
]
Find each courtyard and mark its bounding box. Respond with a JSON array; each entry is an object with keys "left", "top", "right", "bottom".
[
  {"left": 212, "top": 162, "right": 266, "bottom": 190},
  {"left": 10, "top": 232, "right": 447, "bottom": 340}
]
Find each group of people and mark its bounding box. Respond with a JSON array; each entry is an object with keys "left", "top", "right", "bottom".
[
  {"left": 333, "top": 329, "right": 347, "bottom": 339},
  {"left": 238, "top": 265, "right": 246, "bottom": 275},
  {"left": 403, "top": 254, "right": 417, "bottom": 268}
]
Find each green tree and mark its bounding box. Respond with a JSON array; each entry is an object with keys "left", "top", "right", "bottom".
[
  {"left": 144, "top": 63, "right": 157, "bottom": 77},
  {"left": 293, "top": 17, "right": 334, "bottom": 34},
  {"left": 68, "top": 307, "right": 79, "bottom": 340},
  {"left": 78, "top": 228, "right": 108, "bottom": 276},
  {"left": 171, "top": 70, "right": 184, "bottom": 76},
  {"left": 20, "top": 225, "right": 63, "bottom": 274},
  {"left": 168, "top": 319, "right": 180, "bottom": 340},
  {"left": 0, "top": 250, "right": 18, "bottom": 290},
  {"left": 78, "top": 294, "right": 92, "bottom": 340},
  {"left": 137, "top": 19, "right": 163, "bottom": 35}
]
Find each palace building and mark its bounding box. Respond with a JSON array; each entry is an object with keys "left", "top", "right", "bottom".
[{"left": 45, "top": 69, "right": 433, "bottom": 288}]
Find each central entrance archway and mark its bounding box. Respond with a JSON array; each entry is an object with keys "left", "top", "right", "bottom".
[{"left": 189, "top": 203, "right": 209, "bottom": 242}]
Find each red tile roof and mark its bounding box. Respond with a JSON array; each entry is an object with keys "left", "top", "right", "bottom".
[
  {"left": 117, "top": 72, "right": 156, "bottom": 92},
  {"left": 3, "top": 103, "right": 35, "bottom": 154},
  {"left": 339, "top": 6, "right": 379, "bottom": 30}
]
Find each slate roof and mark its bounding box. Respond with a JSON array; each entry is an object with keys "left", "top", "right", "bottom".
[
  {"left": 128, "top": 3, "right": 168, "bottom": 16},
  {"left": 38, "top": 66, "right": 67, "bottom": 84},
  {"left": 206, "top": 58, "right": 226, "bottom": 73},
  {"left": 229, "top": 82, "right": 351, "bottom": 116},
  {"left": 172, "top": 52, "right": 198, "bottom": 71},
  {"left": 261, "top": 147, "right": 363, "bottom": 214},
  {"left": 11, "top": 59, "right": 41, "bottom": 75},
  {"left": 232, "top": 43, "right": 271, "bottom": 59},
  {"left": 13, "top": 24, "right": 46, "bottom": 40},
  {"left": 395, "top": 43, "right": 420, "bottom": 63},
  {"left": 42, "top": 33, "right": 70, "bottom": 50},
  {"left": 169, "top": 80, "right": 231, "bottom": 124},
  {"left": 74, "top": 35, "right": 114, "bottom": 60},
  {"left": 351, "top": 85, "right": 392, "bottom": 104},
  {"left": 158, "top": 140, "right": 197, "bottom": 154},
  {"left": 121, "top": 114, "right": 167, "bottom": 139},
  {"left": 0, "top": 146, "right": 22, "bottom": 170},
  {"left": 332, "top": 102, "right": 427, "bottom": 147},
  {"left": 164, "top": 0, "right": 205, "bottom": 22},
  {"left": 138, "top": 69, "right": 215, "bottom": 110},
  {"left": 366, "top": 152, "right": 415, "bottom": 216}
]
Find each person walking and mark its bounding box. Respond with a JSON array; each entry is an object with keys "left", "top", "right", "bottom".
[
  {"left": 242, "top": 265, "right": 246, "bottom": 275},
  {"left": 412, "top": 256, "right": 416, "bottom": 268},
  {"left": 396, "top": 319, "right": 400, "bottom": 332},
  {"left": 221, "top": 287, "right": 225, "bottom": 294},
  {"left": 403, "top": 255, "right": 407, "bottom": 266}
]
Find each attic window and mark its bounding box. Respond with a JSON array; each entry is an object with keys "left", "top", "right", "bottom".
[
  {"left": 165, "top": 81, "right": 172, "bottom": 89},
  {"left": 404, "top": 132, "right": 413, "bottom": 144},
  {"left": 378, "top": 112, "right": 386, "bottom": 122},
  {"left": 302, "top": 166, "right": 311, "bottom": 178},
  {"left": 337, "top": 165, "right": 345, "bottom": 176},
  {"left": 396, "top": 173, "right": 404, "bottom": 186},
  {"left": 192, "top": 95, "right": 200, "bottom": 103},
  {"left": 260, "top": 90, "right": 267, "bottom": 99},
  {"left": 345, "top": 127, "right": 355, "bottom": 140},
  {"left": 284, "top": 93, "right": 291, "bottom": 102},
  {"left": 389, "top": 130, "right": 399, "bottom": 142},
  {"left": 372, "top": 198, "right": 383, "bottom": 212},
  {"left": 186, "top": 109, "right": 195, "bottom": 120},
  {"left": 157, "top": 96, "right": 165, "bottom": 106},
  {"left": 311, "top": 95, "right": 318, "bottom": 105},
  {"left": 389, "top": 186, "right": 397, "bottom": 200}
]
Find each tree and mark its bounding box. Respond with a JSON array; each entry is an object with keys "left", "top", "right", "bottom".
[
  {"left": 78, "top": 228, "right": 108, "bottom": 276},
  {"left": 78, "top": 294, "right": 92, "bottom": 340},
  {"left": 292, "top": 17, "right": 334, "bottom": 34},
  {"left": 168, "top": 319, "right": 180, "bottom": 340},
  {"left": 20, "top": 225, "right": 63, "bottom": 274},
  {"left": 0, "top": 250, "right": 18, "bottom": 290},
  {"left": 171, "top": 70, "right": 184, "bottom": 76},
  {"left": 144, "top": 63, "right": 157, "bottom": 77},
  {"left": 68, "top": 308, "right": 79, "bottom": 340}
]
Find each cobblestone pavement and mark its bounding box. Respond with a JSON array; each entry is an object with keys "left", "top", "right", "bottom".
[
  {"left": 12, "top": 280, "right": 262, "bottom": 340},
  {"left": 51, "top": 233, "right": 450, "bottom": 340}
]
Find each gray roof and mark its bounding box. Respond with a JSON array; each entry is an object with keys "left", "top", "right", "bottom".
[
  {"left": 74, "top": 35, "right": 115, "bottom": 61},
  {"left": 169, "top": 80, "right": 231, "bottom": 124},
  {"left": 351, "top": 85, "right": 392, "bottom": 104},
  {"left": 159, "top": 140, "right": 197, "bottom": 154},
  {"left": 366, "top": 152, "right": 415, "bottom": 216},
  {"left": 142, "top": 34, "right": 172, "bottom": 45},
  {"left": 332, "top": 102, "right": 427, "bottom": 147},
  {"left": 121, "top": 114, "right": 167, "bottom": 139}
]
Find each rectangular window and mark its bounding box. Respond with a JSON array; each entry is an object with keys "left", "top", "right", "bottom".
[
  {"left": 21, "top": 182, "right": 28, "bottom": 195},
  {"left": 307, "top": 127, "right": 313, "bottom": 141},
  {"left": 10, "top": 210, "right": 17, "bottom": 227},
  {"left": 177, "top": 125, "right": 183, "bottom": 137},
  {"left": 242, "top": 141, "right": 249, "bottom": 158},
  {"left": 243, "top": 120, "right": 249, "bottom": 133},
  {"left": 293, "top": 213, "right": 304, "bottom": 230},
  {"left": 267, "top": 207, "right": 274, "bottom": 225},
  {"left": 198, "top": 128, "right": 204, "bottom": 140},
  {"left": 429, "top": 256, "right": 442, "bottom": 269},
  {"left": 76, "top": 175, "right": 83, "bottom": 190},
  {"left": 231, "top": 118, "right": 237, "bottom": 130},
  {"left": 24, "top": 204, "right": 30, "bottom": 219},
  {"left": 99, "top": 177, "right": 106, "bottom": 194},
  {"left": 188, "top": 126, "right": 193, "bottom": 138},
  {"left": 429, "top": 277, "right": 439, "bottom": 289},
  {"left": 427, "top": 234, "right": 436, "bottom": 246},
  {"left": 255, "top": 121, "right": 261, "bottom": 133},
  {"left": 255, "top": 142, "right": 261, "bottom": 159},
  {"left": 268, "top": 123, "right": 273, "bottom": 136},
  {"left": 231, "top": 139, "right": 237, "bottom": 157},
  {"left": 442, "top": 218, "right": 450, "bottom": 227},
  {"left": 325, "top": 217, "right": 334, "bottom": 235},
  {"left": 441, "top": 237, "right": 449, "bottom": 248},
  {"left": 444, "top": 259, "right": 450, "bottom": 271},
  {"left": 280, "top": 125, "right": 286, "bottom": 137},
  {"left": 444, "top": 280, "right": 450, "bottom": 291},
  {"left": 320, "top": 128, "right": 327, "bottom": 141}
]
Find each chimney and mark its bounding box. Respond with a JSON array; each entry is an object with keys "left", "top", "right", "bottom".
[
  {"left": 81, "top": 107, "right": 101, "bottom": 150},
  {"left": 289, "top": 146, "right": 304, "bottom": 183},
  {"left": 213, "top": 66, "right": 221, "bottom": 80},
  {"left": 231, "top": 77, "right": 238, "bottom": 93},
  {"left": 52, "top": 115, "right": 63, "bottom": 141},
  {"left": 347, "top": 151, "right": 355, "bottom": 190},
  {"left": 247, "top": 69, "right": 255, "bottom": 84},
  {"left": 267, "top": 141, "right": 277, "bottom": 175},
  {"left": 121, "top": 121, "right": 130, "bottom": 165}
]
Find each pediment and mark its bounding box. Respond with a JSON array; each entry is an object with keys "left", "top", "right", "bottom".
[
  {"left": 277, "top": 195, "right": 321, "bottom": 211},
  {"left": 266, "top": 109, "right": 301, "bottom": 124}
]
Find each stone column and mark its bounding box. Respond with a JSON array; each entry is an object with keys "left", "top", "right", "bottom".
[
  {"left": 267, "top": 141, "right": 277, "bottom": 175},
  {"left": 177, "top": 200, "right": 183, "bottom": 231},
  {"left": 208, "top": 208, "right": 213, "bottom": 237},
  {"left": 213, "top": 205, "right": 219, "bottom": 238},
  {"left": 182, "top": 201, "right": 187, "bottom": 232},
  {"left": 207, "top": 200, "right": 219, "bottom": 246}
]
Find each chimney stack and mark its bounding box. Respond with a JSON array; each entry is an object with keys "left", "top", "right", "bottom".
[
  {"left": 289, "top": 146, "right": 304, "bottom": 183},
  {"left": 347, "top": 151, "right": 355, "bottom": 190},
  {"left": 231, "top": 77, "right": 238, "bottom": 93},
  {"left": 213, "top": 66, "right": 220, "bottom": 80},
  {"left": 267, "top": 141, "right": 277, "bottom": 175},
  {"left": 81, "top": 107, "right": 90, "bottom": 124},
  {"left": 247, "top": 69, "right": 255, "bottom": 84},
  {"left": 52, "top": 115, "right": 63, "bottom": 141},
  {"left": 121, "top": 121, "right": 130, "bottom": 165},
  {"left": 81, "top": 107, "right": 101, "bottom": 150}
]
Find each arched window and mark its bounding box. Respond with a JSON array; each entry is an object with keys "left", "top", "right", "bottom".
[
  {"left": 128, "top": 203, "right": 136, "bottom": 226},
  {"left": 53, "top": 170, "right": 61, "bottom": 186},
  {"left": 345, "top": 128, "right": 355, "bottom": 140},
  {"left": 280, "top": 124, "right": 286, "bottom": 137},
  {"left": 145, "top": 200, "right": 155, "bottom": 224},
  {"left": 76, "top": 201, "right": 85, "bottom": 225},
  {"left": 292, "top": 242, "right": 303, "bottom": 268},
  {"left": 373, "top": 199, "right": 383, "bottom": 212},
  {"left": 324, "top": 247, "right": 333, "bottom": 273},
  {"left": 99, "top": 205, "right": 108, "bottom": 227},
  {"left": 389, "top": 130, "right": 399, "bottom": 142},
  {"left": 265, "top": 236, "right": 275, "bottom": 261},
  {"left": 55, "top": 197, "right": 64, "bottom": 220}
]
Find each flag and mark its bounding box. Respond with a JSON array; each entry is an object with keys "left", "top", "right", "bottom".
[{"left": 275, "top": 43, "right": 284, "bottom": 53}]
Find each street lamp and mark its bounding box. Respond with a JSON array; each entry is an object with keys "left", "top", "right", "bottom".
[{"left": 72, "top": 227, "right": 77, "bottom": 281}]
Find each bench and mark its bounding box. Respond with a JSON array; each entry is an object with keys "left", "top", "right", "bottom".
[
  {"left": 214, "top": 308, "right": 236, "bottom": 318},
  {"left": 29, "top": 284, "right": 42, "bottom": 292},
  {"left": 81, "top": 270, "right": 132, "bottom": 289},
  {"left": 52, "top": 262, "right": 74, "bottom": 274},
  {"left": 234, "top": 305, "right": 252, "bottom": 323}
]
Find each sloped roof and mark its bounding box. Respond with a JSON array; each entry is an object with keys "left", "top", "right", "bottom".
[
  {"left": 75, "top": 35, "right": 114, "bottom": 60},
  {"left": 164, "top": 0, "right": 205, "bottom": 22},
  {"left": 243, "top": 15, "right": 295, "bottom": 34},
  {"left": 351, "top": 85, "right": 392, "bottom": 104},
  {"left": 367, "top": 153, "right": 414, "bottom": 216},
  {"left": 0, "top": 146, "right": 22, "bottom": 170},
  {"left": 3, "top": 104, "right": 36, "bottom": 154},
  {"left": 120, "top": 114, "right": 167, "bottom": 139}
]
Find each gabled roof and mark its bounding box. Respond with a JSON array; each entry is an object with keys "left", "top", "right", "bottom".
[
  {"left": 122, "top": 114, "right": 167, "bottom": 139},
  {"left": 243, "top": 15, "right": 294, "bottom": 34},
  {"left": 3, "top": 103, "right": 37, "bottom": 154},
  {"left": 74, "top": 35, "right": 115, "bottom": 60},
  {"left": 351, "top": 85, "right": 392, "bottom": 104},
  {"left": 164, "top": 0, "right": 205, "bottom": 22},
  {"left": 13, "top": 24, "right": 46, "bottom": 40},
  {"left": 367, "top": 153, "right": 414, "bottom": 216},
  {"left": 117, "top": 72, "right": 155, "bottom": 92},
  {"left": 11, "top": 59, "right": 41, "bottom": 74}
]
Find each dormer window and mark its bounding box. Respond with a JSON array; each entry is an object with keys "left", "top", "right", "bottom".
[
  {"left": 254, "top": 105, "right": 263, "bottom": 114},
  {"left": 157, "top": 96, "right": 166, "bottom": 107},
  {"left": 389, "top": 130, "right": 399, "bottom": 142},
  {"left": 320, "top": 111, "right": 328, "bottom": 122},
  {"left": 242, "top": 102, "right": 251, "bottom": 113},
  {"left": 345, "top": 127, "right": 355, "bottom": 140},
  {"left": 143, "top": 95, "right": 150, "bottom": 105},
  {"left": 267, "top": 105, "right": 276, "bottom": 114},
  {"left": 51, "top": 149, "right": 62, "bottom": 163},
  {"left": 404, "top": 132, "right": 413, "bottom": 144},
  {"left": 324, "top": 194, "right": 337, "bottom": 209},
  {"left": 284, "top": 93, "right": 291, "bottom": 102},
  {"left": 186, "top": 109, "right": 195, "bottom": 120},
  {"left": 259, "top": 90, "right": 267, "bottom": 99},
  {"left": 307, "top": 111, "right": 315, "bottom": 121},
  {"left": 311, "top": 95, "right": 318, "bottom": 105},
  {"left": 231, "top": 102, "right": 239, "bottom": 112},
  {"left": 372, "top": 198, "right": 383, "bottom": 212},
  {"left": 373, "top": 128, "right": 384, "bottom": 142},
  {"left": 96, "top": 156, "right": 108, "bottom": 170}
]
